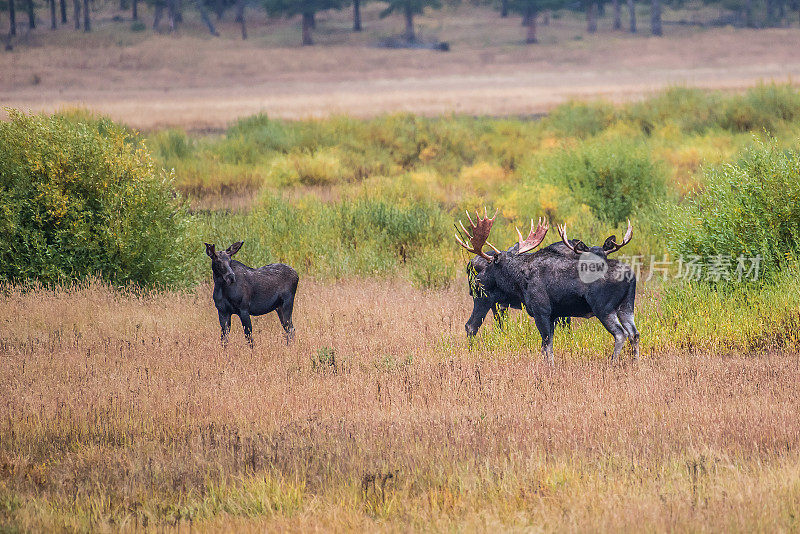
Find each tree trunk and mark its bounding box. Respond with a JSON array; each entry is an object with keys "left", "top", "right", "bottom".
[
  {"left": 82, "top": 0, "right": 89, "bottom": 30},
  {"left": 743, "top": 0, "right": 754, "bottom": 26},
  {"left": 525, "top": 7, "right": 537, "bottom": 43},
  {"left": 501, "top": 0, "right": 508, "bottom": 17},
  {"left": 10, "top": 0, "right": 17, "bottom": 36},
  {"left": 49, "top": 0, "right": 56, "bottom": 28},
  {"left": 167, "top": 0, "right": 175, "bottom": 30},
  {"left": 152, "top": 2, "right": 163, "bottom": 29},
  {"left": 613, "top": 0, "right": 622, "bottom": 29},
  {"left": 196, "top": 0, "right": 217, "bottom": 34},
  {"left": 26, "top": 0, "right": 34, "bottom": 29},
  {"left": 522, "top": 8, "right": 531, "bottom": 25},
  {"left": 765, "top": 0, "right": 775, "bottom": 25},
  {"left": 353, "top": 0, "right": 361, "bottom": 31},
  {"left": 586, "top": 0, "right": 597, "bottom": 32},
  {"left": 214, "top": 0, "right": 223, "bottom": 19},
  {"left": 132, "top": 0, "right": 137, "bottom": 19},
  {"left": 236, "top": 0, "right": 245, "bottom": 39},
  {"left": 59, "top": 0, "right": 67, "bottom": 23},
  {"left": 301, "top": 12, "right": 313, "bottom": 45},
  {"left": 174, "top": 0, "right": 182, "bottom": 22},
  {"left": 404, "top": 2, "right": 414, "bottom": 41},
  {"left": 73, "top": 0, "right": 80, "bottom": 29},
  {"left": 650, "top": 0, "right": 661, "bottom": 35},
  {"left": 628, "top": 0, "right": 636, "bottom": 32}
]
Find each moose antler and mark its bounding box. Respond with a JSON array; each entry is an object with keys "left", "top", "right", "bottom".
[
  {"left": 556, "top": 223, "right": 581, "bottom": 254},
  {"left": 516, "top": 217, "right": 549, "bottom": 254},
  {"left": 455, "top": 207, "right": 501, "bottom": 260},
  {"left": 604, "top": 219, "right": 633, "bottom": 254}
]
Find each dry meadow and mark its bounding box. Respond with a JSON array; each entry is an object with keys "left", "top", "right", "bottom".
[
  {"left": 2, "top": 4, "right": 800, "bottom": 129},
  {"left": 2, "top": 279, "right": 799, "bottom": 530}
]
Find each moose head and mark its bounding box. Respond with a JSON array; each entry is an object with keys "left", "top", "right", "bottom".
[
  {"left": 556, "top": 220, "right": 633, "bottom": 259},
  {"left": 455, "top": 208, "right": 550, "bottom": 261},
  {"left": 205, "top": 241, "right": 244, "bottom": 285}
]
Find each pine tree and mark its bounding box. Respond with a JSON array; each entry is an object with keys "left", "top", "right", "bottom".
[
  {"left": 380, "top": 0, "right": 442, "bottom": 42},
  {"left": 505, "top": 0, "right": 564, "bottom": 44},
  {"left": 264, "top": 0, "right": 344, "bottom": 45}
]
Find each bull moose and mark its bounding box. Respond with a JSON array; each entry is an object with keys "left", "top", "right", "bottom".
[
  {"left": 456, "top": 209, "right": 639, "bottom": 364},
  {"left": 205, "top": 241, "right": 299, "bottom": 346}
]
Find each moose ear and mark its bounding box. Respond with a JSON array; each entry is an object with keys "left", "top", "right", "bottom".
[
  {"left": 573, "top": 240, "right": 590, "bottom": 253},
  {"left": 602, "top": 235, "right": 618, "bottom": 252},
  {"left": 227, "top": 241, "right": 244, "bottom": 256},
  {"left": 205, "top": 243, "right": 216, "bottom": 259}
]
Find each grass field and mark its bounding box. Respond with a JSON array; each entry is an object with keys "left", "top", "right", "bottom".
[{"left": 2, "top": 279, "right": 800, "bottom": 531}]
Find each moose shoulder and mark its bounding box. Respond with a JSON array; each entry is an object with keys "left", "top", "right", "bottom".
[
  {"left": 458, "top": 210, "right": 639, "bottom": 364},
  {"left": 205, "top": 241, "right": 299, "bottom": 346}
]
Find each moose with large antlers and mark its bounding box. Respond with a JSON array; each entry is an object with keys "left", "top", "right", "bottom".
[{"left": 457, "top": 209, "right": 639, "bottom": 364}]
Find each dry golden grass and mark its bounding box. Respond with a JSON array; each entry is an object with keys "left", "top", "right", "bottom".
[
  {"left": 1, "top": 4, "right": 800, "bottom": 129},
  {"left": 2, "top": 279, "right": 800, "bottom": 530}
]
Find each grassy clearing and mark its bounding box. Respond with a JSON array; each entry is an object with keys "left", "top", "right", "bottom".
[
  {"left": 1, "top": 279, "right": 800, "bottom": 531},
  {"left": 155, "top": 85, "right": 799, "bottom": 206},
  {"left": 148, "top": 85, "right": 800, "bottom": 290},
  {"left": 3, "top": 5, "right": 800, "bottom": 129}
]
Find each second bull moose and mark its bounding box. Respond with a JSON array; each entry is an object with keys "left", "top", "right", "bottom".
[{"left": 456, "top": 209, "right": 639, "bottom": 364}]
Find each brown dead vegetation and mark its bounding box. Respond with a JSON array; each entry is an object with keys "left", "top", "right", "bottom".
[{"left": 2, "top": 279, "right": 800, "bottom": 530}]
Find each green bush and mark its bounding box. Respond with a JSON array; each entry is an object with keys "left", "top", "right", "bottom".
[
  {"left": 625, "top": 87, "right": 719, "bottom": 135},
  {"left": 188, "top": 193, "right": 451, "bottom": 281},
  {"left": 148, "top": 128, "right": 194, "bottom": 163},
  {"left": 667, "top": 137, "right": 800, "bottom": 284},
  {"left": 720, "top": 84, "right": 800, "bottom": 133},
  {"left": 533, "top": 137, "right": 666, "bottom": 225},
  {"left": 410, "top": 246, "right": 456, "bottom": 290},
  {"left": 0, "top": 110, "right": 189, "bottom": 286},
  {"left": 544, "top": 101, "right": 617, "bottom": 139}
]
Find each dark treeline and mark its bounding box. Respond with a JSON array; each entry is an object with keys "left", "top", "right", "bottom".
[{"left": 2, "top": 0, "right": 799, "bottom": 49}]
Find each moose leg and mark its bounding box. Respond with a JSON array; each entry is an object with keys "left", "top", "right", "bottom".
[
  {"left": 617, "top": 310, "right": 640, "bottom": 360},
  {"left": 276, "top": 297, "right": 296, "bottom": 345},
  {"left": 532, "top": 314, "right": 555, "bottom": 365},
  {"left": 239, "top": 310, "right": 254, "bottom": 348},
  {"left": 218, "top": 310, "right": 232, "bottom": 347},
  {"left": 597, "top": 312, "right": 628, "bottom": 363}
]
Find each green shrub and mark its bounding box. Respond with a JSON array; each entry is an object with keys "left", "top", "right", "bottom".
[
  {"left": 148, "top": 128, "right": 194, "bottom": 162},
  {"left": 533, "top": 137, "right": 667, "bottom": 225},
  {"left": 625, "top": 87, "right": 719, "bottom": 135},
  {"left": 410, "top": 246, "right": 456, "bottom": 290},
  {"left": 0, "top": 110, "right": 189, "bottom": 286},
  {"left": 667, "top": 137, "right": 800, "bottom": 284},
  {"left": 188, "top": 193, "right": 451, "bottom": 281},
  {"left": 720, "top": 84, "right": 800, "bottom": 133},
  {"left": 544, "top": 101, "right": 617, "bottom": 139}
]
